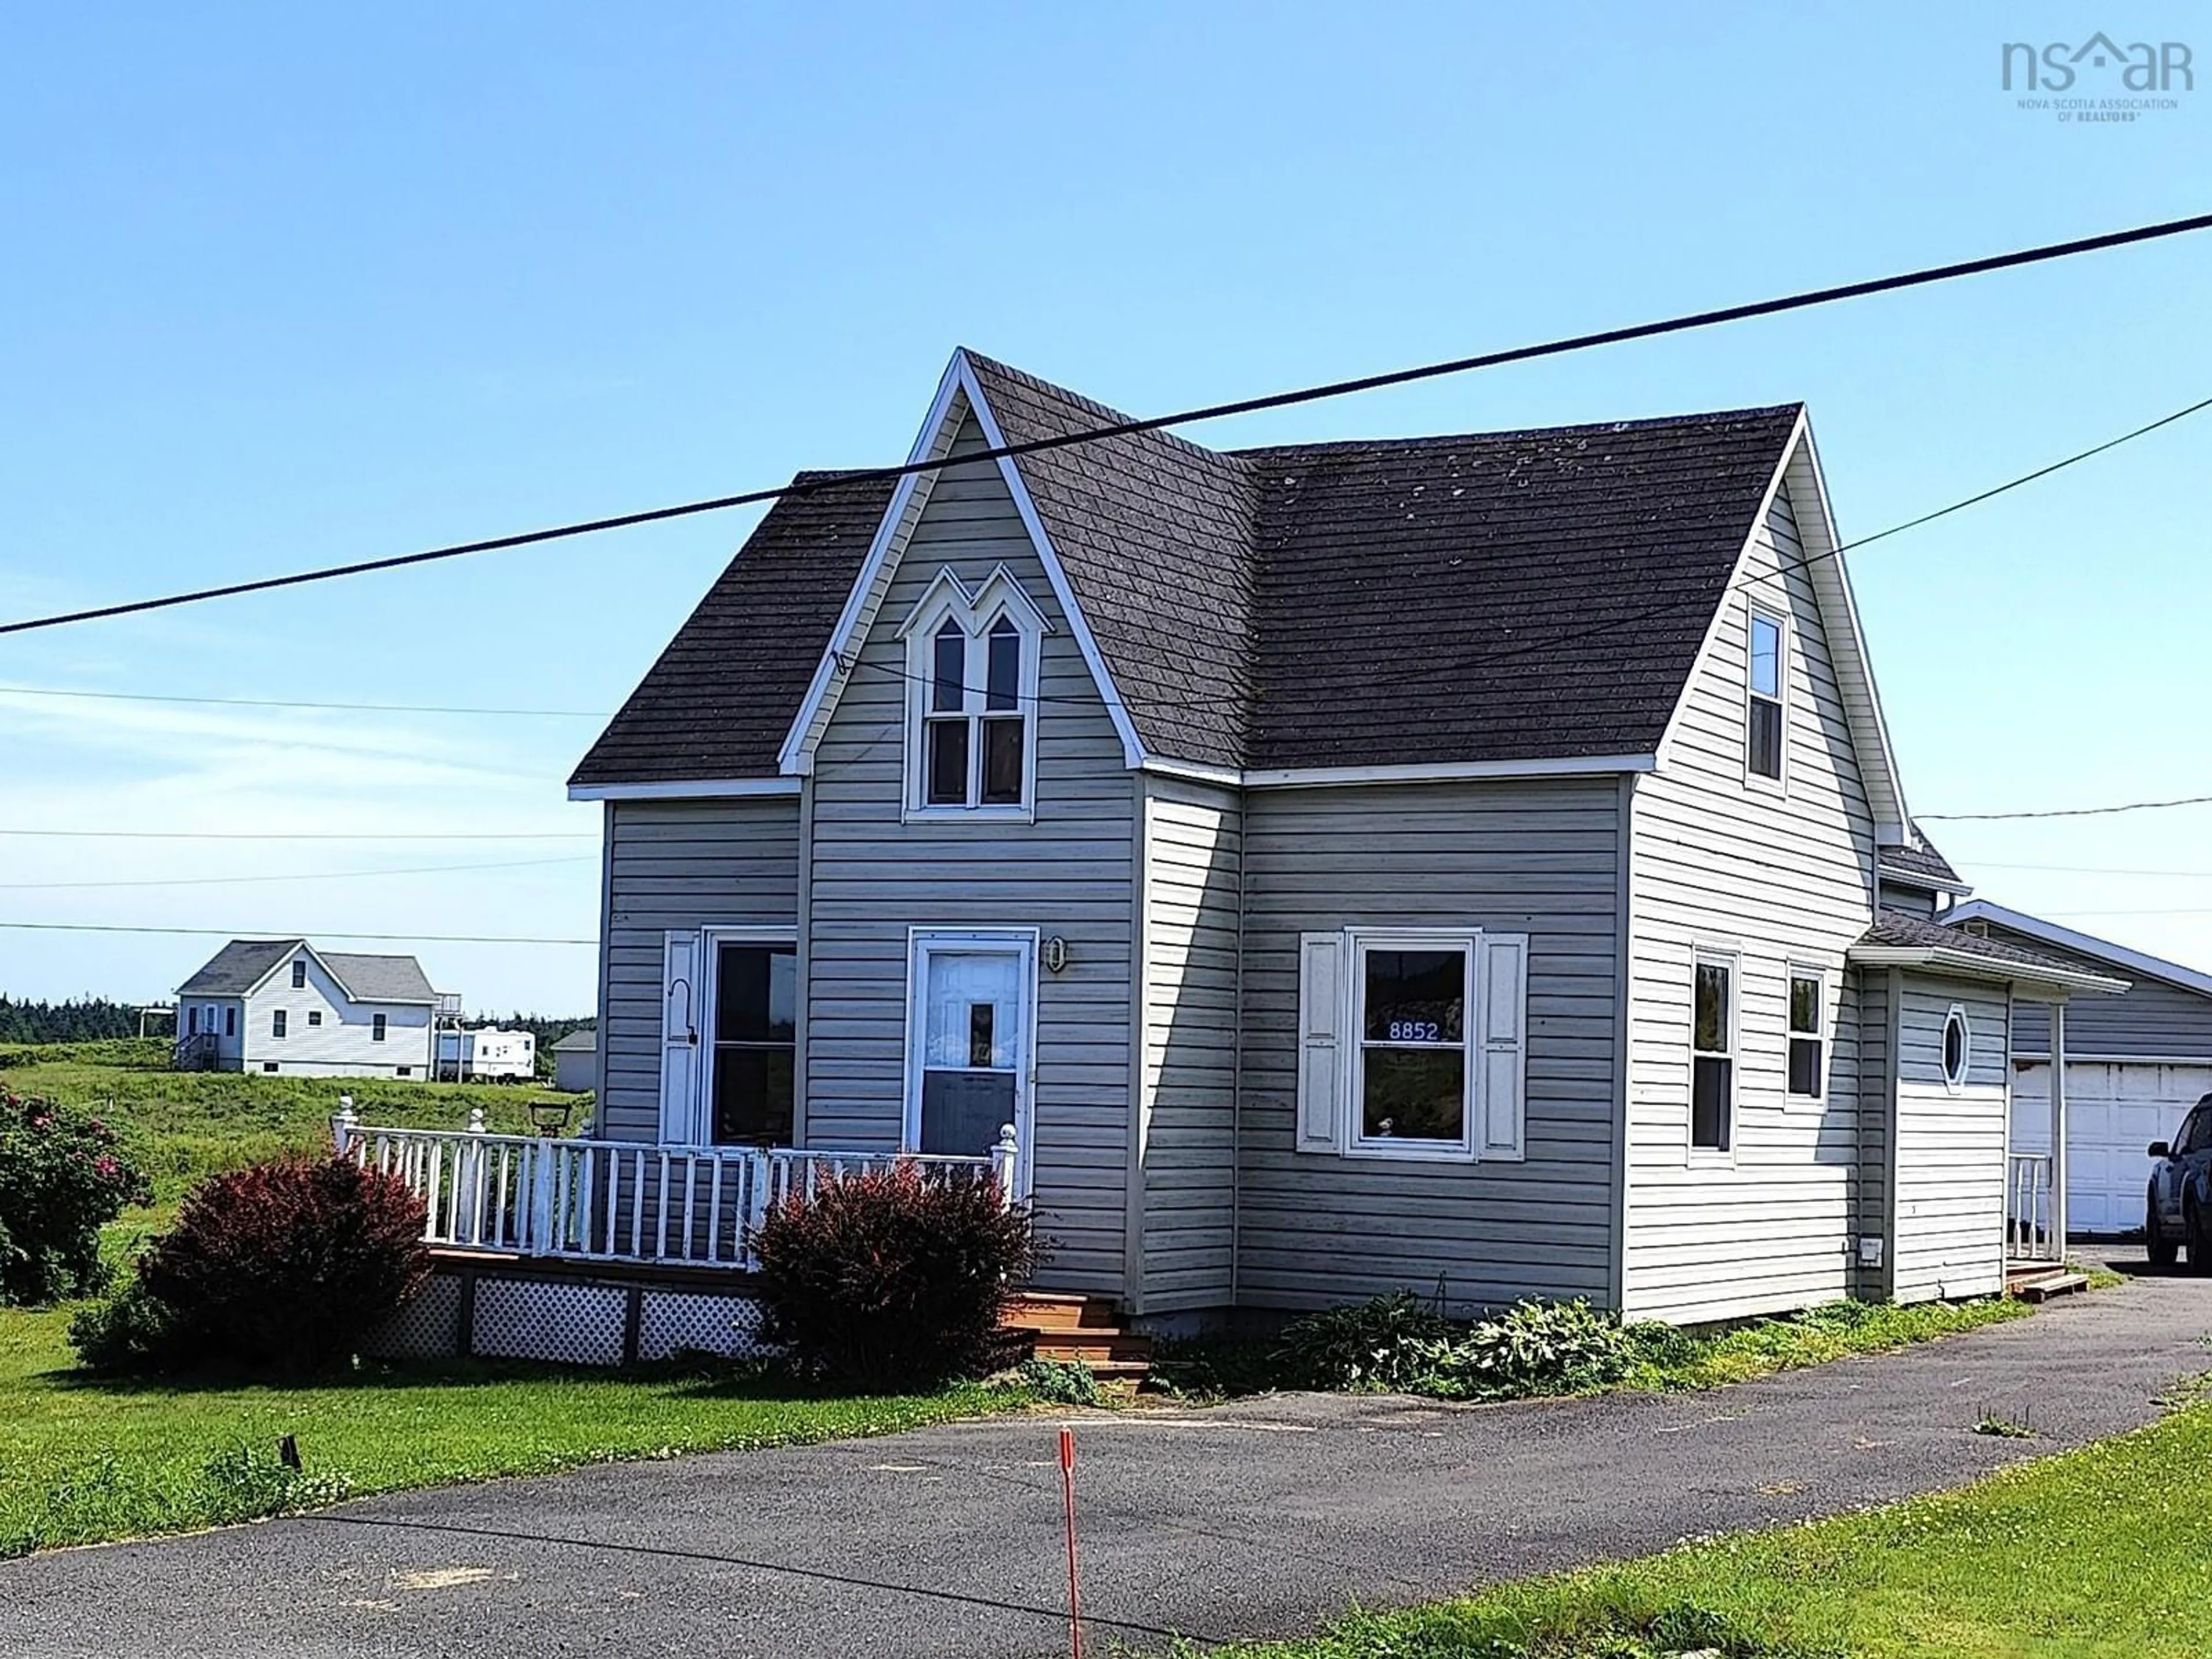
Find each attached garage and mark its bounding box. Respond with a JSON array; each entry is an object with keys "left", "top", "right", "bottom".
[
  {"left": 2011, "top": 1061, "right": 2212, "bottom": 1236},
  {"left": 1948, "top": 902, "right": 2212, "bottom": 1241}
]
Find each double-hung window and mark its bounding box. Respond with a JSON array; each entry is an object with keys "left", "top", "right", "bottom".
[
  {"left": 1746, "top": 604, "right": 1786, "bottom": 782},
  {"left": 902, "top": 567, "right": 1046, "bottom": 818},
  {"left": 1691, "top": 953, "right": 1734, "bottom": 1152},
  {"left": 372, "top": 1013, "right": 387, "bottom": 1043},
  {"left": 272, "top": 1010, "right": 288, "bottom": 1040},
  {"left": 291, "top": 960, "right": 308, "bottom": 990},
  {"left": 1294, "top": 928, "right": 1528, "bottom": 1163},
  {"left": 1787, "top": 969, "right": 1824, "bottom": 1098}
]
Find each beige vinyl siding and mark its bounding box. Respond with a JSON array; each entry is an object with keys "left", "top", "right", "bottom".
[
  {"left": 596, "top": 797, "right": 802, "bottom": 1144},
  {"left": 1137, "top": 777, "right": 1241, "bottom": 1312},
  {"left": 1891, "top": 976, "right": 2009, "bottom": 1301},
  {"left": 1236, "top": 778, "right": 1622, "bottom": 1315},
  {"left": 1623, "top": 483, "right": 1877, "bottom": 1323},
  {"left": 806, "top": 412, "right": 1133, "bottom": 1295}
]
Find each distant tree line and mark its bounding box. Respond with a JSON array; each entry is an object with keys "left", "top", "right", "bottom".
[{"left": 0, "top": 997, "right": 146, "bottom": 1044}]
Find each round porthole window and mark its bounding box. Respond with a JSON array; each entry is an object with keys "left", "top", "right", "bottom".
[{"left": 1941, "top": 1006, "right": 1970, "bottom": 1090}]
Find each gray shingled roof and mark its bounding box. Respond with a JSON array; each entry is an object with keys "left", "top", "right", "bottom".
[
  {"left": 1855, "top": 910, "right": 2116, "bottom": 983},
  {"left": 552, "top": 1028, "right": 597, "bottom": 1052},
  {"left": 177, "top": 939, "right": 300, "bottom": 996},
  {"left": 321, "top": 952, "right": 436, "bottom": 1003},
  {"left": 176, "top": 940, "right": 434, "bottom": 1003},
  {"left": 1877, "top": 831, "right": 1965, "bottom": 890},
  {"left": 571, "top": 353, "right": 1804, "bottom": 786}
]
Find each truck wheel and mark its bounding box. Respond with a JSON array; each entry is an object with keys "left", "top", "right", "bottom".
[{"left": 2147, "top": 1190, "right": 2179, "bottom": 1270}]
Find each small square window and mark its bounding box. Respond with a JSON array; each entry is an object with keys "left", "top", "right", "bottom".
[
  {"left": 1787, "top": 971, "right": 1823, "bottom": 1098},
  {"left": 307, "top": 1010, "right": 323, "bottom": 1028},
  {"left": 262, "top": 1062, "right": 279, "bottom": 1074},
  {"left": 396, "top": 1066, "right": 411, "bottom": 1078}
]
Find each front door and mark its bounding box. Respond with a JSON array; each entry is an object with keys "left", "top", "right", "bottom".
[{"left": 907, "top": 931, "right": 1033, "bottom": 1193}]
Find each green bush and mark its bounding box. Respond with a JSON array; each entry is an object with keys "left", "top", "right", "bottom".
[
  {"left": 66, "top": 1281, "right": 179, "bottom": 1373},
  {"left": 1272, "top": 1291, "right": 1455, "bottom": 1392},
  {"left": 1424, "top": 1298, "right": 1639, "bottom": 1400},
  {"left": 1016, "top": 1357, "right": 1101, "bottom": 1406},
  {"left": 0, "top": 1092, "right": 152, "bottom": 1305}
]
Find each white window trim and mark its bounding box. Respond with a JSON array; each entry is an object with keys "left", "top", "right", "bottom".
[
  {"left": 897, "top": 566, "right": 1051, "bottom": 824},
  {"left": 692, "top": 927, "right": 800, "bottom": 1149},
  {"left": 1341, "top": 927, "right": 1483, "bottom": 1164},
  {"left": 900, "top": 927, "right": 1037, "bottom": 1195},
  {"left": 1941, "top": 1002, "right": 1972, "bottom": 1095},
  {"left": 1744, "top": 598, "right": 1789, "bottom": 794},
  {"left": 1785, "top": 963, "right": 1827, "bottom": 1103},
  {"left": 1689, "top": 947, "right": 1738, "bottom": 1165},
  {"left": 271, "top": 1010, "right": 287, "bottom": 1040}
]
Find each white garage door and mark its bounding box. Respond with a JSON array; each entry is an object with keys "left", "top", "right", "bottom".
[{"left": 2012, "top": 1062, "right": 2212, "bottom": 1235}]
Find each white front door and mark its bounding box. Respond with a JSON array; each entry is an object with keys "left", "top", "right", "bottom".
[{"left": 906, "top": 931, "right": 1034, "bottom": 1192}]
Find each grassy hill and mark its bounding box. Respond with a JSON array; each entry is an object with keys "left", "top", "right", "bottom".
[{"left": 0, "top": 1040, "right": 584, "bottom": 1248}]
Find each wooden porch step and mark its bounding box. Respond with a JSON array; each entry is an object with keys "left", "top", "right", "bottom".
[
  {"left": 1002, "top": 1293, "right": 1125, "bottom": 1335},
  {"left": 2008, "top": 1269, "right": 2090, "bottom": 1304}
]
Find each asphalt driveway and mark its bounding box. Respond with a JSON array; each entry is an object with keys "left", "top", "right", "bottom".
[{"left": 4, "top": 1259, "right": 2208, "bottom": 1659}]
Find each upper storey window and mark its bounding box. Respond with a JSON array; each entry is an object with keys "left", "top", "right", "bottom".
[
  {"left": 1746, "top": 603, "right": 1787, "bottom": 784},
  {"left": 900, "top": 567, "right": 1048, "bottom": 820}
]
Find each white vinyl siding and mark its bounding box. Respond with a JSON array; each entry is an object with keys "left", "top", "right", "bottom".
[
  {"left": 215, "top": 950, "right": 432, "bottom": 1078},
  {"left": 1137, "top": 777, "right": 1241, "bottom": 1312},
  {"left": 1238, "top": 778, "right": 1620, "bottom": 1316},
  {"left": 1624, "top": 481, "right": 1876, "bottom": 1323},
  {"left": 1891, "top": 976, "right": 2009, "bottom": 1301},
  {"left": 597, "top": 797, "right": 802, "bottom": 1145},
  {"left": 806, "top": 410, "right": 1133, "bottom": 1294}
]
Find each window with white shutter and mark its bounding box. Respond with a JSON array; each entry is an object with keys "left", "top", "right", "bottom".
[{"left": 1295, "top": 927, "right": 1531, "bottom": 1164}]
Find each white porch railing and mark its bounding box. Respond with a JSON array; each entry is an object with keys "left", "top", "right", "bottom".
[
  {"left": 332, "top": 1105, "right": 1016, "bottom": 1272},
  {"left": 2007, "top": 1152, "right": 2061, "bottom": 1263}
]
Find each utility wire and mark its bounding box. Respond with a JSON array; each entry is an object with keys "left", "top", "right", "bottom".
[
  {"left": 0, "top": 854, "right": 594, "bottom": 893},
  {"left": 0, "top": 827, "right": 594, "bottom": 842},
  {"left": 3, "top": 209, "right": 2208, "bottom": 640},
  {"left": 1922, "top": 793, "right": 2212, "bottom": 822},
  {"left": 0, "top": 684, "right": 605, "bottom": 718},
  {"left": 0, "top": 921, "right": 596, "bottom": 945}
]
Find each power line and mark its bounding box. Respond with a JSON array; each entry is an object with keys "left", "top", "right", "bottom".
[
  {"left": 5, "top": 210, "right": 2209, "bottom": 641},
  {"left": 1964, "top": 859, "right": 2212, "bottom": 879},
  {"left": 0, "top": 854, "right": 594, "bottom": 893},
  {"left": 0, "top": 684, "right": 604, "bottom": 718},
  {"left": 0, "top": 921, "right": 596, "bottom": 945},
  {"left": 0, "top": 827, "right": 594, "bottom": 842},
  {"left": 1922, "top": 793, "right": 2212, "bottom": 823}
]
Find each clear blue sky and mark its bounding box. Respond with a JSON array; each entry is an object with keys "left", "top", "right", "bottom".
[{"left": 2, "top": 3, "right": 2208, "bottom": 1012}]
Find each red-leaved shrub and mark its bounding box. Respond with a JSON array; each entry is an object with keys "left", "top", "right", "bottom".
[
  {"left": 749, "top": 1164, "right": 1039, "bottom": 1388},
  {"left": 104, "top": 1157, "right": 428, "bottom": 1374}
]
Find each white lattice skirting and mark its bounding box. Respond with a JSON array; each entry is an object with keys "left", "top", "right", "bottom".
[{"left": 366, "top": 1262, "right": 774, "bottom": 1366}]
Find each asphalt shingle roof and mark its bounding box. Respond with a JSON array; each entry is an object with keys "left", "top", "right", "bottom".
[
  {"left": 1877, "top": 832, "right": 1965, "bottom": 889},
  {"left": 570, "top": 353, "right": 1805, "bottom": 785},
  {"left": 176, "top": 940, "right": 434, "bottom": 1003},
  {"left": 1855, "top": 910, "right": 2102, "bottom": 979},
  {"left": 177, "top": 939, "right": 300, "bottom": 997}
]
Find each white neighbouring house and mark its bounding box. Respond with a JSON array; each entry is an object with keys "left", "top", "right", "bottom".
[{"left": 174, "top": 939, "right": 441, "bottom": 1080}]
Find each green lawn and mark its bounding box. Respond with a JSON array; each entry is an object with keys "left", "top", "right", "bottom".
[
  {"left": 0, "top": 1039, "right": 573, "bottom": 1251},
  {"left": 1205, "top": 1400, "right": 2212, "bottom": 1659},
  {"left": 0, "top": 1303, "right": 1022, "bottom": 1558}
]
